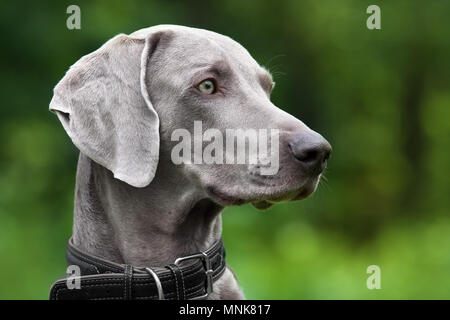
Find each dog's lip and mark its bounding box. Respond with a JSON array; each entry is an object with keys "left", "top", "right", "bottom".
[
  {"left": 206, "top": 186, "right": 246, "bottom": 206},
  {"left": 291, "top": 187, "right": 313, "bottom": 201},
  {"left": 250, "top": 188, "right": 303, "bottom": 210},
  {"left": 266, "top": 189, "right": 300, "bottom": 202},
  {"left": 206, "top": 182, "right": 312, "bottom": 207},
  {"left": 251, "top": 200, "right": 273, "bottom": 210}
]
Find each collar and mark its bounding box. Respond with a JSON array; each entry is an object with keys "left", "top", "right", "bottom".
[{"left": 50, "top": 238, "right": 226, "bottom": 300}]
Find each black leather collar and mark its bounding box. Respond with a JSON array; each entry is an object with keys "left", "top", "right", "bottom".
[{"left": 50, "top": 238, "right": 226, "bottom": 300}]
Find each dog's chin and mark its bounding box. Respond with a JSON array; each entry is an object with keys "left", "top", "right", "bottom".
[{"left": 206, "top": 178, "right": 319, "bottom": 209}]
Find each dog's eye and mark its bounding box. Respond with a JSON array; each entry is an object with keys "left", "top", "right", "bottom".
[{"left": 197, "top": 79, "right": 216, "bottom": 94}]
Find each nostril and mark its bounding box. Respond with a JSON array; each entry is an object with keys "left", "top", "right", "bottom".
[
  {"left": 323, "top": 149, "right": 331, "bottom": 162},
  {"left": 297, "top": 149, "right": 319, "bottom": 163},
  {"left": 289, "top": 142, "right": 322, "bottom": 163}
]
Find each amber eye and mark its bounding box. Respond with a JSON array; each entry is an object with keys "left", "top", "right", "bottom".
[{"left": 197, "top": 79, "right": 216, "bottom": 94}]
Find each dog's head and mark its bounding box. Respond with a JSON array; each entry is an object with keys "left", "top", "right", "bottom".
[{"left": 50, "top": 25, "right": 331, "bottom": 209}]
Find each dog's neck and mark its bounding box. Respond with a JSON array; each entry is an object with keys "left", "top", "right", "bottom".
[{"left": 72, "top": 153, "right": 223, "bottom": 267}]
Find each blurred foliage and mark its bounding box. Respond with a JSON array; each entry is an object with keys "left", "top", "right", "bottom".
[{"left": 0, "top": 0, "right": 449, "bottom": 299}]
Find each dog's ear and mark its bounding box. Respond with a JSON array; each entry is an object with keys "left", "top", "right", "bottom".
[{"left": 50, "top": 32, "right": 169, "bottom": 188}]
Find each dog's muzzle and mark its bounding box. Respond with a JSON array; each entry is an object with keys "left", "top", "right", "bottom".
[{"left": 49, "top": 238, "right": 226, "bottom": 300}]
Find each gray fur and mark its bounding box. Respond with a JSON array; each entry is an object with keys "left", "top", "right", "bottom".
[{"left": 50, "top": 25, "right": 330, "bottom": 299}]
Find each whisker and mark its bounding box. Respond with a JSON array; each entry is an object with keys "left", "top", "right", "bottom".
[{"left": 263, "top": 54, "right": 286, "bottom": 68}]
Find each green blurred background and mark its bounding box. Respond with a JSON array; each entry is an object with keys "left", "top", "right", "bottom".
[{"left": 1, "top": 0, "right": 449, "bottom": 299}]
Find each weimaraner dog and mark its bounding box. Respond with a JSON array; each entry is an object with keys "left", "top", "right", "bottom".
[{"left": 49, "top": 25, "right": 331, "bottom": 300}]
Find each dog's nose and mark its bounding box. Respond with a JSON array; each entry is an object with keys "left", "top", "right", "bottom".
[{"left": 288, "top": 132, "right": 332, "bottom": 176}]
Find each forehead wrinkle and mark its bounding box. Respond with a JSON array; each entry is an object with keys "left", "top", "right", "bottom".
[{"left": 189, "top": 60, "right": 232, "bottom": 78}]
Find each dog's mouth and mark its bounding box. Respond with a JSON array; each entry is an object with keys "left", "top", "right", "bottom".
[
  {"left": 250, "top": 185, "right": 314, "bottom": 210},
  {"left": 206, "top": 187, "right": 247, "bottom": 206},
  {"left": 206, "top": 178, "right": 318, "bottom": 209}
]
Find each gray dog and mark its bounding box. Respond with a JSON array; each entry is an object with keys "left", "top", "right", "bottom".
[{"left": 49, "top": 25, "right": 331, "bottom": 300}]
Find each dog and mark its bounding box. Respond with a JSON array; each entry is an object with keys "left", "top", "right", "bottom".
[{"left": 49, "top": 25, "right": 331, "bottom": 300}]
